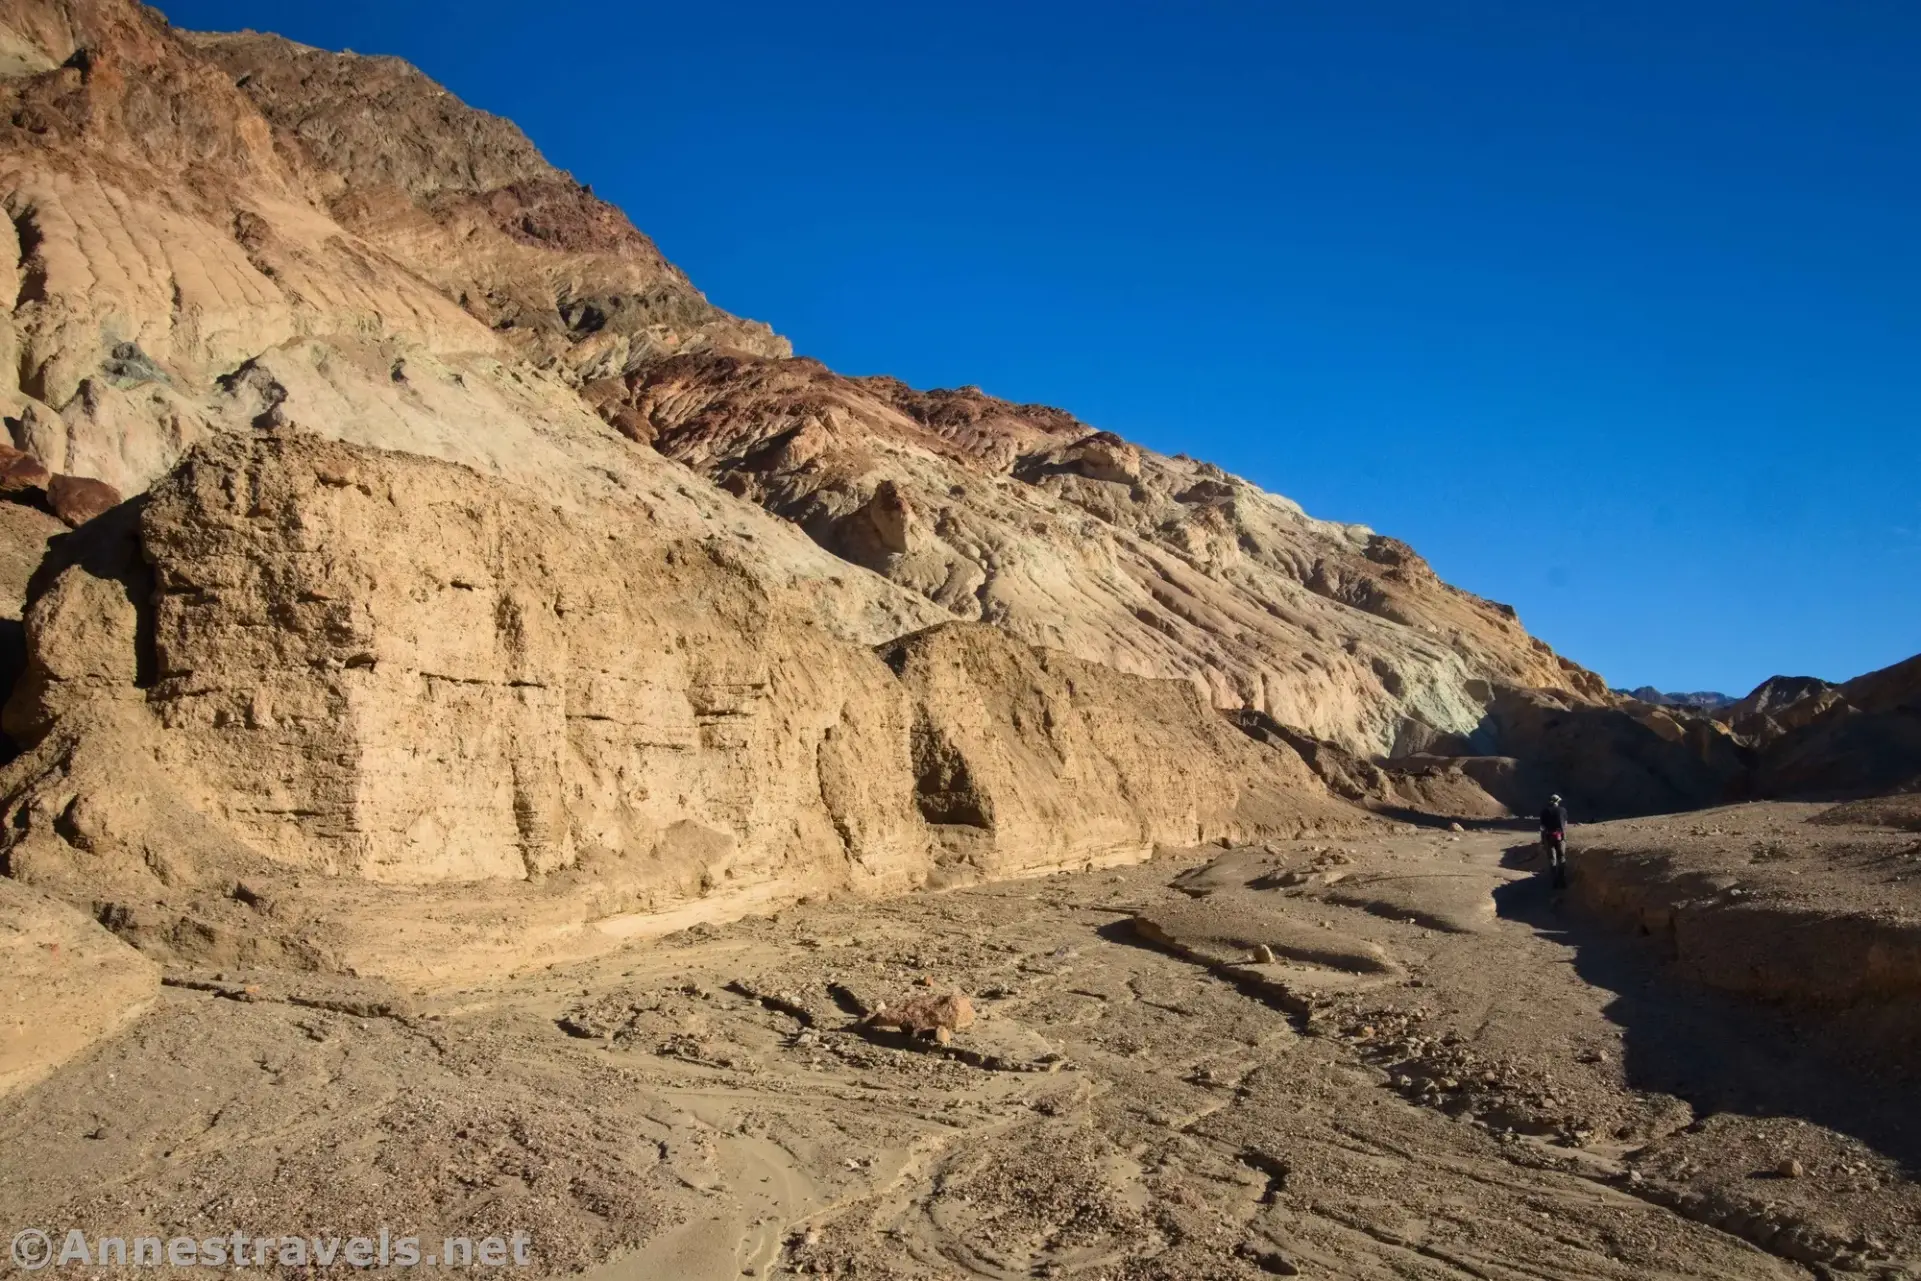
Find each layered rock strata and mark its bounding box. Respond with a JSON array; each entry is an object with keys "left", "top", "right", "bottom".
[{"left": 0, "top": 434, "right": 1364, "bottom": 979}]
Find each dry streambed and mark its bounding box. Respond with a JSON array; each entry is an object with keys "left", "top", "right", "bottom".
[
  {"left": 2, "top": 817, "right": 1917, "bottom": 1279},
  {"left": 1144, "top": 826, "right": 1921, "bottom": 1278}
]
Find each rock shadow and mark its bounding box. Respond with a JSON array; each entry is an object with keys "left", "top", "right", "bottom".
[
  {"left": 1371, "top": 805, "right": 1518, "bottom": 831},
  {"left": 1498, "top": 839, "right": 1546, "bottom": 871},
  {"left": 1493, "top": 873, "right": 1921, "bottom": 1174}
]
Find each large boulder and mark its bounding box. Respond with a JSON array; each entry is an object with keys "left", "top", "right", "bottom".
[{"left": 0, "top": 444, "right": 49, "bottom": 491}]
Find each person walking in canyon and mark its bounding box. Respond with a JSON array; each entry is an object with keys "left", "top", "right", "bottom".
[{"left": 1539, "top": 793, "right": 1570, "bottom": 888}]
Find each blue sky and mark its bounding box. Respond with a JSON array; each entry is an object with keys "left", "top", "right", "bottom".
[{"left": 159, "top": 0, "right": 1920, "bottom": 694}]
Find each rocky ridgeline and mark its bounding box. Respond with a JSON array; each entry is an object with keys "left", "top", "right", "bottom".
[{"left": 591, "top": 351, "right": 1604, "bottom": 754}]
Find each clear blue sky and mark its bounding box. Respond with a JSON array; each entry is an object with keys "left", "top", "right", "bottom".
[{"left": 158, "top": 0, "right": 1920, "bottom": 695}]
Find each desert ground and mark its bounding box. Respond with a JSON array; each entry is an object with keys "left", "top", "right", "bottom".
[{"left": 6, "top": 802, "right": 1916, "bottom": 1280}]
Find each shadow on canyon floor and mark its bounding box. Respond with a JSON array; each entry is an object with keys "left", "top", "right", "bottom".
[{"left": 1494, "top": 868, "right": 1921, "bottom": 1175}]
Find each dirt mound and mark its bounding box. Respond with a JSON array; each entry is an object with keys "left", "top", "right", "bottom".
[
  {"left": 0, "top": 875, "right": 159, "bottom": 1095},
  {"left": 1810, "top": 793, "right": 1921, "bottom": 831}
]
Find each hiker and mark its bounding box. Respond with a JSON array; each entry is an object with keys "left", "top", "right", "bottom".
[{"left": 1539, "top": 793, "right": 1569, "bottom": 888}]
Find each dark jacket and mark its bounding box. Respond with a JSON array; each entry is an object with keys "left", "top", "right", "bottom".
[{"left": 1539, "top": 802, "right": 1568, "bottom": 835}]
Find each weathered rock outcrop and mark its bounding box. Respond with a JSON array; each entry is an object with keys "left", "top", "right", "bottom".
[
  {"left": 0, "top": 495, "right": 63, "bottom": 755},
  {"left": 880, "top": 622, "right": 1348, "bottom": 882},
  {"left": 1748, "top": 654, "right": 1921, "bottom": 799},
  {"left": 1569, "top": 804, "right": 1921, "bottom": 1060},
  {"left": 189, "top": 31, "right": 788, "bottom": 375},
  {"left": 0, "top": 0, "right": 787, "bottom": 503},
  {"left": 1225, "top": 706, "right": 1516, "bottom": 821},
  {"left": 2, "top": 0, "right": 1616, "bottom": 762},
  {"left": 589, "top": 351, "right": 1604, "bottom": 755},
  {"left": 0, "top": 0, "right": 1621, "bottom": 851},
  {"left": 10, "top": 433, "right": 936, "bottom": 888},
  {"left": 0, "top": 435, "right": 1363, "bottom": 978},
  {"left": 1447, "top": 654, "right": 1921, "bottom": 817}
]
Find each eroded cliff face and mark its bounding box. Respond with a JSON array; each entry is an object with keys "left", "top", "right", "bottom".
[
  {"left": 591, "top": 352, "right": 1605, "bottom": 754},
  {"left": 186, "top": 30, "right": 789, "bottom": 374},
  {"left": 0, "top": 434, "right": 1364, "bottom": 980},
  {"left": 0, "top": 0, "right": 1605, "bottom": 761}
]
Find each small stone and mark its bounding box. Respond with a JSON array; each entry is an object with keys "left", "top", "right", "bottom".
[
  {"left": 861, "top": 990, "right": 973, "bottom": 1039},
  {"left": 1248, "top": 944, "right": 1276, "bottom": 964},
  {"left": 47, "top": 473, "right": 122, "bottom": 527},
  {"left": 0, "top": 445, "right": 50, "bottom": 492},
  {"left": 1779, "top": 1158, "right": 1805, "bottom": 1178}
]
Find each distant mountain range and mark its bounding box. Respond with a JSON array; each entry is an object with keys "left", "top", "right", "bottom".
[{"left": 1612, "top": 686, "right": 1739, "bottom": 709}]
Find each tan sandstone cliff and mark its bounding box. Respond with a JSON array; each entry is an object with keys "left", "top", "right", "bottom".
[{"left": 0, "top": 432, "right": 1365, "bottom": 984}]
